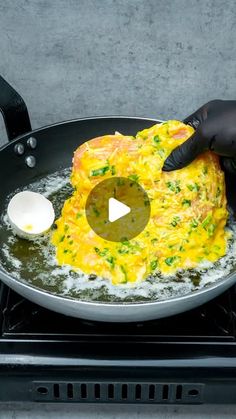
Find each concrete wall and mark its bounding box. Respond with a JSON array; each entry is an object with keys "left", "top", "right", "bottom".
[{"left": 0, "top": 0, "right": 235, "bottom": 144}]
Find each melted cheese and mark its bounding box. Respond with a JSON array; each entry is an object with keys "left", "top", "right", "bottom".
[{"left": 52, "top": 120, "right": 228, "bottom": 285}]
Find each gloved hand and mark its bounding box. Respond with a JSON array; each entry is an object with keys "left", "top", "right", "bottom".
[{"left": 162, "top": 100, "right": 236, "bottom": 173}]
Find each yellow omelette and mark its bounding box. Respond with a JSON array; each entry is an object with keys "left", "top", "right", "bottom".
[{"left": 52, "top": 120, "right": 228, "bottom": 285}]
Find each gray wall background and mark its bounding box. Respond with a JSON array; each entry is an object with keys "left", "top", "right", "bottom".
[{"left": 0, "top": 0, "right": 236, "bottom": 145}]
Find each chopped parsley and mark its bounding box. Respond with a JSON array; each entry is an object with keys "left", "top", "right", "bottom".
[
  {"left": 150, "top": 259, "right": 158, "bottom": 271},
  {"left": 208, "top": 224, "right": 216, "bottom": 237},
  {"left": 187, "top": 183, "right": 200, "bottom": 192},
  {"left": 166, "top": 180, "right": 181, "bottom": 194},
  {"left": 157, "top": 148, "right": 165, "bottom": 158},
  {"left": 153, "top": 135, "right": 161, "bottom": 144},
  {"left": 118, "top": 247, "right": 129, "bottom": 254},
  {"left": 94, "top": 247, "right": 108, "bottom": 257},
  {"left": 119, "top": 240, "right": 140, "bottom": 254},
  {"left": 106, "top": 256, "right": 115, "bottom": 269},
  {"left": 202, "top": 213, "right": 212, "bottom": 229},
  {"left": 120, "top": 265, "right": 128, "bottom": 283},
  {"left": 182, "top": 199, "right": 191, "bottom": 207},
  {"left": 91, "top": 166, "right": 110, "bottom": 176},
  {"left": 165, "top": 256, "right": 179, "bottom": 266},
  {"left": 128, "top": 174, "right": 140, "bottom": 182},
  {"left": 190, "top": 219, "right": 198, "bottom": 228},
  {"left": 171, "top": 216, "right": 181, "bottom": 227},
  {"left": 111, "top": 165, "right": 116, "bottom": 175}
]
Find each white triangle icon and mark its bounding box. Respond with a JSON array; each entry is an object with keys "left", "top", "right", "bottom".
[{"left": 108, "top": 198, "right": 131, "bottom": 222}]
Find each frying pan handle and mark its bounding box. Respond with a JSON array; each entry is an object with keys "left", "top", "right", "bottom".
[{"left": 0, "top": 76, "right": 32, "bottom": 141}]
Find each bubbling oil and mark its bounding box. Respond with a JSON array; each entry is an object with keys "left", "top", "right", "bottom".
[{"left": 0, "top": 168, "right": 236, "bottom": 303}]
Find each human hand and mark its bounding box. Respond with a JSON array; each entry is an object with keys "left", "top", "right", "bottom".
[{"left": 163, "top": 100, "right": 236, "bottom": 173}]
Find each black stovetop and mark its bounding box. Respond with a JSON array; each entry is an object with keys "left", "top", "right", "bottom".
[
  {"left": 1, "top": 281, "right": 236, "bottom": 340},
  {"left": 1, "top": 281, "right": 236, "bottom": 404}
]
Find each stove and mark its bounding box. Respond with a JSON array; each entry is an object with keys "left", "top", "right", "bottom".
[{"left": 1, "top": 281, "right": 236, "bottom": 404}]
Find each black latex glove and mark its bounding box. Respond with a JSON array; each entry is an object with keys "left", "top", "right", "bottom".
[{"left": 162, "top": 100, "right": 236, "bottom": 173}]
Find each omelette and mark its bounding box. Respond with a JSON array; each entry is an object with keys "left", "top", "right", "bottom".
[{"left": 52, "top": 120, "right": 228, "bottom": 285}]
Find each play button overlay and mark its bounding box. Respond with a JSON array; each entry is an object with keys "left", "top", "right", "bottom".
[
  {"left": 108, "top": 198, "right": 130, "bottom": 222},
  {"left": 85, "top": 177, "right": 150, "bottom": 242}
]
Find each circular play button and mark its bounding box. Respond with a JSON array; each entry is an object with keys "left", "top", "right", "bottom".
[{"left": 85, "top": 177, "right": 150, "bottom": 242}]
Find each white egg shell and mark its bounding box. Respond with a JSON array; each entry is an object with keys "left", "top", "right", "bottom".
[{"left": 7, "top": 191, "right": 55, "bottom": 239}]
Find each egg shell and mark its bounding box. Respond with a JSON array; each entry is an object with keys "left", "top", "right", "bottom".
[{"left": 7, "top": 191, "right": 55, "bottom": 240}]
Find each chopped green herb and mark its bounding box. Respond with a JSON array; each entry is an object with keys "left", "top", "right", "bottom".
[
  {"left": 91, "top": 166, "right": 110, "bottom": 176},
  {"left": 119, "top": 240, "right": 140, "bottom": 254},
  {"left": 94, "top": 247, "right": 108, "bottom": 257},
  {"left": 106, "top": 256, "right": 115, "bottom": 269},
  {"left": 179, "top": 245, "right": 185, "bottom": 252},
  {"left": 208, "top": 224, "right": 216, "bottom": 236},
  {"left": 120, "top": 265, "right": 128, "bottom": 283},
  {"left": 171, "top": 216, "right": 181, "bottom": 227},
  {"left": 203, "top": 166, "right": 208, "bottom": 175},
  {"left": 64, "top": 225, "right": 69, "bottom": 232},
  {"left": 121, "top": 240, "right": 131, "bottom": 246},
  {"left": 187, "top": 183, "right": 200, "bottom": 192},
  {"left": 59, "top": 235, "right": 65, "bottom": 243},
  {"left": 150, "top": 259, "right": 158, "bottom": 271},
  {"left": 157, "top": 149, "right": 165, "bottom": 158},
  {"left": 128, "top": 174, "right": 140, "bottom": 182},
  {"left": 151, "top": 238, "right": 158, "bottom": 245},
  {"left": 69, "top": 240, "right": 74, "bottom": 245},
  {"left": 153, "top": 135, "right": 161, "bottom": 144},
  {"left": 182, "top": 199, "right": 191, "bottom": 207},
  {"left": 118, "top": 247, "right": 129, "bottom": 254},
  {"left": 202, "top": 213, "right": 212, "bottom": 229},
  {"left": 111, "top": 165, "right": 116, "bottom": 175},
  {"left": 76, "top": 212, "right": 82, "bottom": 219},
  {"left": 190, "top": 219, "right": 198, "bottom": 228},
  {"left": 166, "top": 180, "right": 181, "bottom": 194},
  {"left": 165, "top": 256, "right": 179, "bottom": 266}
]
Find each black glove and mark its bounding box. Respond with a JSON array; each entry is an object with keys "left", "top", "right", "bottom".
[{"left": 162, "top": 100, "right": 236, "bottom": 173}]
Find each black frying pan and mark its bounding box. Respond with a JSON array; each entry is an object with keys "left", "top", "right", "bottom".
[{"left": 0, "top": 75, "right": 236, "bottom": 322}]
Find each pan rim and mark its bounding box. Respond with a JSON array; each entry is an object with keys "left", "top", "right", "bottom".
[{"left": 0, "top": 115, "right": 165, "bottom": 152}]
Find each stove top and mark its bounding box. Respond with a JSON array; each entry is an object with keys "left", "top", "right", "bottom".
[
  {"left": 1, "top": 281, "right": 236, "bottom": 340},
  {"left": 1, "top": 281, "right": 236, "bottom": 404}
]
